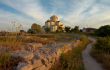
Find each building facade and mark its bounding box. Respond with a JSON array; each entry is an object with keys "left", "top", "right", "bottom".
[
  {"left": 82, "top": 28, "right": 96, "bottom": 33},
  {"left": 44, "top": 15, "right": 65, "bottom": 32}
]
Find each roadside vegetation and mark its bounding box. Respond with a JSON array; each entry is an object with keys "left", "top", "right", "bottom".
[
  {"left": 51, "top": 35, "right": 89, "bottom": 70},
  {"left": 0, "top": 33, "right": 56, "bottom": 70},
  {"left": 0, "top": 32, "right": 76, "bottom": 70},
  {"left": 0, "top": 52, "right": 24, "bottom": 70},
  {"left": 91, "top": 37, "right": 110, "bottom": 70},
  {"left": 0, "top": 35, "right": 55, "bottom": 51},
  {"left": 0, "top": 33, "right": 75, "bottom": 50},
  {"left": 95, "top": 25, "right": 110, "bottom": 37},
  {"left": 90, "top": 25, "right": 110, "bottom": 70}
]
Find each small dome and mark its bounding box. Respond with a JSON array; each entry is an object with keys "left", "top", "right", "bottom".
[{"left": 50, "top": 15, "right": 58, "bottom": 22}]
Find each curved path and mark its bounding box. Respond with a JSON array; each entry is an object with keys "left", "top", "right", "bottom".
[{"left": 82, "top": 37, "right": 104, "bottom": 70}]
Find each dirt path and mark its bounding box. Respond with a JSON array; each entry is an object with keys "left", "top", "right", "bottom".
[{"left": 82, "top": 38, "right": 104, "bottom": 70}]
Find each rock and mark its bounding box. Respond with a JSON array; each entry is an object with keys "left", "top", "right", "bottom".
[
  {"left": 34, "top": 52, "right": 41, "bottom": 59},
  {"left": 34, "top": 52, "right": 49, "bottom": 65},
  {"left": 56, "top": 49, "right": 62, "bottom": 56},
  {"left": 25, "top": 43, "right": 43, "bottom": 52},
  {"left": 17, "top": 62, "right": 33, "bottom": 70},
  {"left": 32, "top": 58, "right": 43, "bottom": 68},
  {"left": 12, "top": 51, "right": 34, "bottom": 61},
  {"left": 45, "top": 54, "right": 52, "bottom": 63},
  {"left": 61, "top": 44, "right": 71, "bottom": 53},
  {"left": 46, "top": 63, "right": 52, "bottom": 69},
  {"left": 34, "top": 65, "right": 47, "bottom": 70},
  {"left": 14, "top": 42, "right": 78, "bottom": 70}
]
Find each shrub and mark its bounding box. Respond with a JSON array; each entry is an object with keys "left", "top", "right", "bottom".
[
  {"left": 94, "top": 37, "right": 110, "bottom": 53},
  {"left": 95, "top": 25, "right": 110, "bottom": 37},
  {"left": 80, "top": 35, "right": 89, "bottom": 46},
  {"left": 91, "top": 37, "right": 110, "bottom": 70},
  {"left": 0, "top": 53, "right": 24, "bottom": 70},
  {"left": 27, "top": 29, "right": 36, "bottom": 34},
  {"left": 0, "top": 53, "right": 11, "bottom": 66}
]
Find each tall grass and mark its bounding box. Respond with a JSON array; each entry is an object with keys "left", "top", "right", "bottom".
[
  {"left": 51, "top": 35, "right": 89, "bottom": 70},
  {"left": 0, "top": 36, "right": 23, "bottom": 51},
  {"left": 91, "top": 37, "right": 110, "bottom": 70},
  {"left": 0, "top": 34, "right": 56, "bottom": 70},
  {"left": 0, "top": 52, "right": 24, "bottom": 70},
  {"left": 0, "top": 35, "right": 56, "bottom": 51}
]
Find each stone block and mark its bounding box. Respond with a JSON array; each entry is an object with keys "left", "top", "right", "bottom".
[{"left": 17, "top": 62, "right": 33, "bottom": 70}]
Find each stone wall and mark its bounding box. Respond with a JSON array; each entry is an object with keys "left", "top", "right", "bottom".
[{"left": 11, "top": 40, "right": 82, "bottom": 70}]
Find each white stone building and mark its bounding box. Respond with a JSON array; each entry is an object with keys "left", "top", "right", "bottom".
[{"left": 44, "top": 15, "right": 65, "bottom": 32}]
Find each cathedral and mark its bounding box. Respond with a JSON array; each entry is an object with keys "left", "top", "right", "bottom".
[{"left": 44, "top": 15, "right": 65, "bottom": 32}]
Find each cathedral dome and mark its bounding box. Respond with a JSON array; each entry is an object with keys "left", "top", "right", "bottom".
[{"left": 50, "top": 15, "right": 58, "bottom": 22}]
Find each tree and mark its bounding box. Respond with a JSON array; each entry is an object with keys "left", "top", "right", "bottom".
[
  {"left": 70, "top": 28, "right": 74, "bottom": 32},
  {"left": 27, "top": 29, "right": 36, "bottom": 34},
  {"left": 31, "top": 23, "right": 42, "bottom": 33},
  {"left": 65, "top": 26, "right": 71, "bottom": 32},
  {"left": 57, "top": 27, "right": 64, "bottom": 32},
  {"left": 96, "top": 25, "right": 110, "bottom": 37},
  {"left": 73, "top": 26, "right": 80, "bottom": 33},
  {"left": 44, "top": 27, "right": 50, "bottom": 33},
  {"left": 20, "top": 30, "right": 25, "bottom": 33}
]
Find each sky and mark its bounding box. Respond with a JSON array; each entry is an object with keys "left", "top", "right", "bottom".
[{"left": 0, "top": 0, "right": 110, "bottom": 31}]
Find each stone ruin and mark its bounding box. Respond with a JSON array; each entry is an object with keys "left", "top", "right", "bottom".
[{"left": 10, "top": 40, "right": 82, "bottom": 70}]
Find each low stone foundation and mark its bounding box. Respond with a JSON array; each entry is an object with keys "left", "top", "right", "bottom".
[{"left": 11, "top": 40, "right": 82, "bottom": 70}]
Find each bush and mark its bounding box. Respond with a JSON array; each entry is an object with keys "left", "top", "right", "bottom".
[
  {"left": 31, "top": 23, "right": 42, "bottom": 33},
  {"left": 80, "top": 35, "right": 89, "bottom": 46},
  {"left": 94, "top": 37, "right": 110, "bottom": 53},
  {"left": 95, "top": 25, "right": 110, "bottom": 37},
  {"left": 91, "top": 37, "right": 110, "bottom": 70},
  {"left": 0, "top": 53, "right": 11, "bottom": 66},
  {"left": 27, "top": 29, "right": 36, "bottom": 34}
]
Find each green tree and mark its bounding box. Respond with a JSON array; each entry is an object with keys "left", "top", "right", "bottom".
[
  {"left": 96, "top": 25, "right": 110, "bottom": 37},
  {"left": 73, "top": 26, "right": 80, "bottom": 33},
  {"left": 31, "top": 23, "right": 42, "bottom": 33},
  {"left": 57, "top": 27, "right": 64, "bottom": 32},
  {"left": 65, "top": 26, "right": 71, "bottom": 32},
  {"left": 44, "top": 27, "right": 50, "bottom": 33},
  {"left": 27, "top": 29, "right": 36, "bottom": 34},
  {"left": 70, "top": 28, "right": 74, "bottom": 32}
]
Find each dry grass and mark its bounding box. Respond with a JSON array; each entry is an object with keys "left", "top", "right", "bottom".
[
  {"left": 23, "top": 36, "right": 55, "bottom": 44},
  {"left": 0, "top": 35, "right": 56, "bottom": 51},
  {"left": 0, "top": 52, "right": 24, "bottom": 70},
  {"left": 0, "top": 36, "right": 23, "bottom": 51},
  {"left": 0, "top": 33, "right": 74, "bottom": 52},
  {"left": 0, "top": 33, "right": 82, "bottom": 70},
  {"left": 50, "top": 35, "right": 89, "bottom": 70}
]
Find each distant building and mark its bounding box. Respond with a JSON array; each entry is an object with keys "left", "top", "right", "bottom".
[
  {"left": 82, "top": 28, "right": 97, "bottom": 33},
  {"left": 44, "top": 15, "right": 65, "bottom": 32}
]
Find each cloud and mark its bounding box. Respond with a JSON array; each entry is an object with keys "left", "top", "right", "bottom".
[
  {"left": 0, "top": 0, "right": 51, "bottom": 31},
  {"left": 62, "top": 0, "right": 110, "bottom": 28},
  {"left": 0, "top": 0, "right": 110, "bottom": 31},
  {"left": 0, "top": 9, "right": 35, "bottom": 31},
  {"left": 1, "top": 0, "right": 48, "bottom": 22}
]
